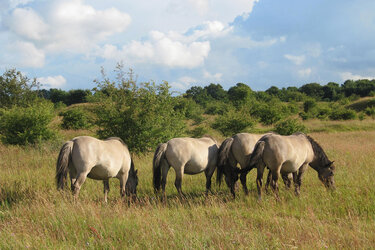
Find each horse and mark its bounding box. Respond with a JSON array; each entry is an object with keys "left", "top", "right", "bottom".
[
  {"left": 153, "top": 136, "right": 218, "bottom": 198},
  {"left": 241, "top": 132, "right": 335, "bottom": 200},
  {"left": 217, "top": 133, "right": 292, "bottom": 198},
  {"left": 56, "top": 136, "right": 138, "bottom": 202}
]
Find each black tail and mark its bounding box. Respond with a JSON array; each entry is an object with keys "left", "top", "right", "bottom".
[
  {"left": 153, "top": 143, "right": 168, "bottom": 192},
  {"left": 217, "top": 137, "right": 234, "bottom": 187},
  {"left": 56, "top": 141, "right": 73, "bottom": 190},
  {"left": 240, "top": 140, "right": 265, "bottom": 173}
]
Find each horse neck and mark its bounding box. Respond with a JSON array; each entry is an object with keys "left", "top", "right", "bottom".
[{"left": 308, "top": 137, "right": 330, "bottom": 171}]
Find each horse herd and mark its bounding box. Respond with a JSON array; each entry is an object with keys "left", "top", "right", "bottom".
[{"left": 55, "top": 132, "right": 336, "bottom": 202}]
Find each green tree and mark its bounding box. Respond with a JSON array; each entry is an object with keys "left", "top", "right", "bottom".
[
  {"left": 93, "top": 65, "right": 186, "bottom": 153},
  {"left": 0, "top": 69, "right": 39, "bottom": 108}
]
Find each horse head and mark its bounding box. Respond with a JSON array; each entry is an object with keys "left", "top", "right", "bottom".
[
  {"left": 318, "top": 161, "right": 335, "bottom": 190},
  {"left": 126, "top": 169, "right": 139, "bottom": 197}
]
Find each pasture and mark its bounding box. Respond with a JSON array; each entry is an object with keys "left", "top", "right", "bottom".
[{"left": 1, "top": 130, "right": 375, "bottom": 248}]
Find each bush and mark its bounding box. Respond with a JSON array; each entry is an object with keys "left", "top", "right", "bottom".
[
  {"left": 60, "top": 108, "right": 91, "bottom": 130},
  {"left": 329, "top": 107, "right": 357, "bottom": 120},
  {"left": 0, "top": 101, "right": 56, "bottom": 145},
  {"left": 211, "top": 109, "right": 255, "bottom": 136},
  {"left": 93, "top": 66, "right": 186, "bottom": 153},
  {"left": 252, "top": 100, "right": 288, "bottom": 125},
  {"left": 189, "top": 126, "right": 209, "bottom": 138},
  {"left": 274, "top": 118, "right": 306, "bottom": 135}
]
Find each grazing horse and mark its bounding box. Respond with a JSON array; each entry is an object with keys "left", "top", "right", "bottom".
[
  {"left": 217, "top": 133, "right": 292, "bottom": 198},
  {"left": 56, "top": 136, "right": 138, "bottom": 202},
  {"left": 242, "top": 133, "right": 335, "bottom": 200},
  {"left": 217, "top": 133, "right": 264, "bottom": 197},
  {"left": 153, "top": 136, "right": 218, "bottom": 198}
]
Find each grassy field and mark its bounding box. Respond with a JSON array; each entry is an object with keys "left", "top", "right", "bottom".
[{"left": 1, "top": 128, "right": 375, "bottom": 249}]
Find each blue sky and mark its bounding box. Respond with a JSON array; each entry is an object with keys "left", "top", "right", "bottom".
[{"left": 0, "top": 0, "right": 374, "bottom": 91}]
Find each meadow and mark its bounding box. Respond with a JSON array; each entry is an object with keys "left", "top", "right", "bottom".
[{"left": 1, "top": 127, "right": 375, "bottom": 249}]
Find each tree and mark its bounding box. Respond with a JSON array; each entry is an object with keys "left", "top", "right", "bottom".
[
  {"left": 0, "top": 69, "right": 39, "bottom": 108},
  {"left": 93, "top": 65, "right": 186, "bottom": 153},
  {"left": 227, "top": 83, "right": 254, "bottom": 107},
  {"left": 299, "top": 83, "right": 324, "bottom": 100},
  {"left": 204, "top": 83, "right": 227, "bottom": 100}
]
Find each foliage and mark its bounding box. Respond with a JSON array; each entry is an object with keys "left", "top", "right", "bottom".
[
  {"left": 60, "top": 108, "right": 91, "bottom": 130},
  {"left": 174, "top": 97, "right": 204, "bottom": 123},
  {"left": 204, "top": 101, "right": 230, "bottom": 115},
  {"left": 188, "top": 126, "right": 209, "bottom": 138},
  {"left": 274, "top": 118, "right": 306, "bottom": 135},
  {"left": 251, "top": 99, "right": 290, "bottom": 125},
  {"left": 329, "top": 105, "right": 357, "bottom": 120},
  {"left": 93, "top": 65, "right": 185, "bottom": 153},
  {"left": 0, "top": 101, "right": 56, "bottom": 145},
  {"left": 0, "top": 69, "right": 39, "bottom": 108},
  {"left": 211, "top": 108, "right": 255, "bottom": 136}
]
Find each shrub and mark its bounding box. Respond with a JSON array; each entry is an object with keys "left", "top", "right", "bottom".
[
  {"left": 60, "top": 108, "right": 91, "bottom": 130},
  {"left": 211, "top": 109, "right": 255, "bottom": 136},
  {"left": 93, "top": 66, "right": 186, "bottom": 153},
  {"left": 251, "top": 100, "right": 288, "bottom": 125},
  {"left": 329, "top": 107, "right": 357, "bottom": 120},
  {"left": 0, "top": 101, "right": 56, "bottom": 145},
  {"left": 189, "top": 126, "right": 209, "bottom": 138},
  {"left": 274, "top": 118, "right": 306, "bottom": 135}
]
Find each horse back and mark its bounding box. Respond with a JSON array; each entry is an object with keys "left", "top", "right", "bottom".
[
  {"left": 262, "top": 134, "right": 314, "bottom": 171},
  {"left": 232, "top": 133, "right": 263, "bottom": 168},
  {"left": 71, "top": 136, "right": 130, "bottom": 178}
]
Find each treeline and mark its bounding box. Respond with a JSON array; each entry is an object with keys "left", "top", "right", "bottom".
[{"left": 1, "top": 67, "right": 375, "bottom": 151}]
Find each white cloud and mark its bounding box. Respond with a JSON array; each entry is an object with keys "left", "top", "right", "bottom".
[
  {"left": 340, "top": 72, "right": 375, "bottom": 81},
  {"left": 203, "top": 70, "right": 223, "bottom": 82},
  {"left": 298, "top": 68, "right": 312, "bottom": 78},
  {"left": 284, "top": 54, "right": 306, "bottom": 65},
  {"left": 38, "top": 75, "right": 67, "bottom": 88},
  {"left": 4, "top": 0, "right": 131, "bottom": 55},
  {"left": 100, "top": 30, "right": 211, "bottom": 68},
  {"left": 171, "top": 76, "right": 197, "bottom": 90},
  {"left": 7, "top": 41, "right": 45, "bottom": 67}
]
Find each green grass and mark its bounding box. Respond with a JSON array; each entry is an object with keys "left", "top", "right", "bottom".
[{"left": 1, "top": 131, "right": 375, "bottom": 248}]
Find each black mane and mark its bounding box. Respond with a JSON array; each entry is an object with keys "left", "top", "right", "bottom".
[{"left": 305, "top": 135, "right": 331, "bottom": 167}]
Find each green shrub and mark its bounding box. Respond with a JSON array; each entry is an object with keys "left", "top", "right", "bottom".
[
  {"left": 252, "top": 100, "right": 287, "bottom": 125},
  {"left": 189, "top": 126, "right": 209, "bottom": 138},
  {"left": 211, "top": 109, "right": 255, "bottom": 136},
  {"left": 60, "top": 108, "right": 91, "bottom": 130},
  {"left": 329, "top": 107, "right": 357, "bottom": 120},
  {"left": 0, "top": 101, "right": 56, "bottom": 145},
  {"left": 274, "top": 118, "right": 306, "bottom": 135},
  {"left": 204, "top": 101, "right": 230, "bottom": 115},
  {"left": 365, "top": 107, "right": 375, "bottom": 119},
  {"left": 93, "top": 66, "right": 186, "bottom": 153}
]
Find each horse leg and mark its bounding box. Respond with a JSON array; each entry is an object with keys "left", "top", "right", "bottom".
[
  {"left": 256, "top": 164, "right": 265, "bottom": 201},
  {"left": 72, "top": 172, "right": 88, "bottom": 199},
  {"left": 292, "top": 172, "right": 299, "bottom": 196},
  {"left": 69, "top": 168, "right": 77, "bottom": 192},
  {"left": 271, "top": 169, "right": 280, "bottom": 201},
  {"left": 204, "top": 166, "right": 215, "bottom": 194},
  {"left": 240, "top": 172, "right": 249, "bottom": 195},
  {"left": 103, "top": 180, "right": 110, "bottom": 203},
  {"left": 265, "top": 169, "right": 272, "bottom": 194},
  {"left": 175, "top": 167, "right": 184, "bottom": 197},
  {"left": 295, "top": 164, "right": 308, "bottom": 196},
  {"left": 119, "top": 172, "right": 129, "bottom": 198},
  {"left": 282, "top": 173, "right": 292, "bottom": 189}
]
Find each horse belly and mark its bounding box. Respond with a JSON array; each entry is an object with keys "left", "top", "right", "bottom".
[
  {"left": 184, "top": 162, "right": 206, "bottom": 175},
  {"left": 88, "top": 165, "right": 118, "bottom": 180},
  {"left": 281, "top": 161, "right": 299, "bottom": 173}
]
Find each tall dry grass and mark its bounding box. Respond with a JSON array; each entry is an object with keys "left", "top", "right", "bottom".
[{"left": 1, "top": 131, "right": 375, "bottom": 248}]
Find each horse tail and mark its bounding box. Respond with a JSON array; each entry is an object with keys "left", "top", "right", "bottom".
[
  {"left": 153, "top": 143, "right": 168, "bottom": 193},
  {"left": 56, "top": 140, "right": 73, "bottom": 190},
  {"left": 241, "top": 140, "right": 265, "bottom": 173},
  {"left": 217, "top": 137, "right": 234, "bottom": 187}
]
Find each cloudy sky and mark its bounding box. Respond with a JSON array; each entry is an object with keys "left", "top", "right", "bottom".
[{"left": 0, "top": 0, "right": 374, "bottom": 91}]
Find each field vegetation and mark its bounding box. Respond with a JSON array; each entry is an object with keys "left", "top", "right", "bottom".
[{"left": 1, "top": 67, "right": 375, "bottom": 248}]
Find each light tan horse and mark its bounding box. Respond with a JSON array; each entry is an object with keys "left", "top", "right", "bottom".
[
  {"left": 241, "top": 133, "right": 335, "bottom": 200},
  {"left": 217, "top": 133, "right": 263, "bottom": 197},
  {"left": 56, "top": 136, "right": 138, "bottom": 202},
  {"left": 217, "top": 133, "right": 292, "bottom": 198},
  {"left": 153, "top": 136, "right": 218, "bottom": 198}
]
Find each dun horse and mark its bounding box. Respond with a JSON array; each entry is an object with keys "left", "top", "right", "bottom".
[
  {"left": 153, "top": 136, "right": 218, "bottom": 198},
  {"left": 217, "top": 133, "right": 263, "bottom": 197},
  {"left": 217, "top": 133, "right": 292, "bottom": 198},
  {"left": 241, "top": 133, "right": 335, "bottom": 200},
  {"left": 56, "top": 136, "right": 138, "bottom": 202}
]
